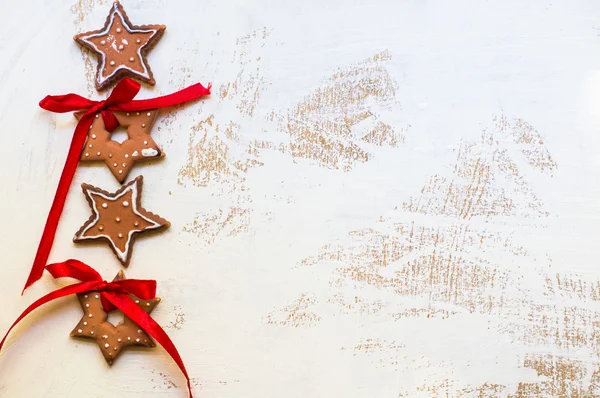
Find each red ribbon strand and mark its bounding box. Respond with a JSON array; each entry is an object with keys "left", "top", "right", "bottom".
[
  {"left": 2, "top": 259, "right": 194, "bottom": 397},
  {"left": 24, "top": 79, "right": 210, "bottom": 292}
]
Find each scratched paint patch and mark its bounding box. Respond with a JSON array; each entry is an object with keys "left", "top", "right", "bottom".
[
  {"left": 164, "top": 306, "right": 186, "bottom": 330},
  {"left": 340, "top": 338, "right": 405, "bottom": 369},
  {"left": 398, "top": 381, "right": 508, "bottom": 397},
  {"left": 516, "top": 273, "right": 600, "bottom": 355},
  {"left": 220, "top": 28, "right": 272, "bottom": 117},
  {"left": 320, "top": 224, "right": 511, "bottom": 314},
  {"left": 403, "top": 121, "right": 550, "bottom": 219},
  {"left": 178, "top": 30, "right": 271, "bottom": 244},
  {"left": 266, "top": 293, "right": 322, "bottom": 328},
  {"left": 494, "top": 116, "right": 558, "bottom": 176},
  {"left": 507, "top": 355, "right": 598, "bottom": 397},
  {"left": 261, "top": 50, "right": 407, "bottom": 171},
  {"left": 151, "top": 370, "right": 239, "bottom": 393}
]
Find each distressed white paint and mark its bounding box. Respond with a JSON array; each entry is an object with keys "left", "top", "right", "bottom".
[{"left": 0, "top": 0, "right": 600, "bottom": 397}]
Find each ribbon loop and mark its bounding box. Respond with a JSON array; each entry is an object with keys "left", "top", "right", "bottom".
[
  {"left": 39, "top": 93, "right": 97, "bottom": 113},
  {"left": 46, "top": 259, "right": 103, "bottom": 282},
  {"left": 25, "top": 78, "right": 211, "bottom": 292}
]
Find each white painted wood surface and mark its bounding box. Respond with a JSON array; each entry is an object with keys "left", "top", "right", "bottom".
[{"left": 1, "top": 0, "right": 600, "bottom": 396}]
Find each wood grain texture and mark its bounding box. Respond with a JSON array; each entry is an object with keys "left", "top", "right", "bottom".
[{"left": 1, "top": 0, "right": 600, "bottom": 397}]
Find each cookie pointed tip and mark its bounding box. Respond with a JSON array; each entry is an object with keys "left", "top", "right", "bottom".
[{"left": 113, "top": 270, "right": 126, "bottom": 281}]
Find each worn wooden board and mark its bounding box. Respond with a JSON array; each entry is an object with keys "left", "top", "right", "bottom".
[{"left": 1, "top": 0, "right": 600, "bottom": 396}]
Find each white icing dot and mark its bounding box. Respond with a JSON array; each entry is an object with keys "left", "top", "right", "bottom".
[
  {"left": 126, "top": 112, "right": 130, "bottom": 116},
  {"left": 90, "top": 331, "right": 94, "bottom": 335},
  {"left": 118, "top": 45, "right": 124, "bottom": 50},
  {"left": 123, "top": 201, "right": 129, "bottom": 207},
  {"left": 92, "top": 134, "right": 96, "bottom": 139},
  {"left": 125, "top": 154, "right": 129, "bottom": 158},
  {"left": 102, "top": 203, "right": 108, "bottom": 209},
  {"left": 84, "top": 295, "right": 88, "bottom": 298},
  {"left": 129, "top": 57, "right": 135, "bottom": 62},
  {"left": 116, "top": 217, "right": 121, "bottom": 222},
  {"left": 113, "top": 346, "right": 118, "bottom": 351},
  {"left": 99, "top": 226, "right": 104, "bottom": 231},
  {"left": 100, "top": 40, "right": 106, "bottom": 45},
  {"left": 136, "top": 338, "right": 140, "bottom": 342},
  {"left": 97, "top": 152, "right": 101, "bottom": 156},
  {"left": 132, "top": 151, "right": 139, "bottom": 157},
  {"left": 113, "top": 163, "right": 118, "bottom": 167},
  {"left": 122, "top": 163, "right": 126, "bottom": 167},
  {"left": 136, "top": 112, "right": 140, "bottom": 116},
  {"left": 146, "top": 303, "right": 150, "bottom": 307},
  {"left": 88, "top": 314, "right": 93, "bottom": 318},
  {"left": 141, "top": 148, "right": 159, "bottom": 157},
  {"left": 95, "top": 114, "right": 99, "bottom": 119},
  {"left": 85, "top": 153, "right": 89, "bottom": 157},
  {"left": 136, "top": 39, "right": 141, "bottom": 44},
  {"left": 95, "top": 295, "right": 99, "bottom": 299},
  {"left": 78, "top": 329, "right": 83, "bottom": 333},
  {"left": 118, "top": 170, "right": 123, "bottom": 174},
  {"left": 116, "top": 28, "right": 122, "bottom": 33},
  {"left": 118, "top": 233, "right": 123, "bottom": 238},
  {"left": 103, "top": 335, "right": 108, "bottom": 339},
  {"left": 105, "top": 343, "right": 110, "bottom": 348},
  {"left": 85, "top": 304, "right": 90, "bottom": 308},
  {"left": 88, "top": 144, "right": 93, "bottom": 148},
  {"left": 83, "top": 321, "right": 88, "bottom": 326},
  {"left": 146, "top": 112, "right": 151, "bottom": 117},
  {"left": 110, "top": 60, "right": 116, "bottom": 66},
  {"left": 137, "top": 330, "right": 142, "bottom": 334},
  {"left": 135, "top": 300, "right": 140, "bottom": 304},
  {"left": 134, "top": 222, "right": 139, "bottom": 227},
  {"left": 127, "top": 337, "right": 131, "bottom": 341},
  {"left": 117, "top": 338, "right": 122, "bottom": 342},
  {"left": 143, "top": 140, "right": 148, "bottom": 145},
  {"left": 122, "top": 39, "right": 128, "bottom": 45},
  {"left": 109, "top": 154, "right": 113, "bottom": 158},
  {"left": 141, "top": 123, "right": 146, "bottom": 128}
]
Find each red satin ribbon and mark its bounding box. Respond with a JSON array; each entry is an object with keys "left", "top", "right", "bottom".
[
  {"left": 24, "top": 79, "right": 210, "bottom": 292},
  {"left": 3, "top": 259, "right": 194, "bottom": 398}
]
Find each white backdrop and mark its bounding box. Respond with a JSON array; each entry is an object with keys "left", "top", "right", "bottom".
[{"left": 1, "top": 0, "right": 600, "bottom": 396}]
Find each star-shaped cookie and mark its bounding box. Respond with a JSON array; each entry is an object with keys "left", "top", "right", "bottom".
[
  {"left": 70, "top": 271, "right": 161, "bottom": 365},
  {"left": 74, "top": 175, "right": 170, "bottom": 266},
  {"left": 78, "top": 110, "right": 163, "bottom": 183},
  {"left": 74, "top": 1, "right": 166, "bottom": 91}
]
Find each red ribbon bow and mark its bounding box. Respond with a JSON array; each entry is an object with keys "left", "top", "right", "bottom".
[
  {"left": 2, "top": 259, "right": 194, "bottom": 397},
  {"left": 24, "top": 79, "right": 210, "bottom": 292}
]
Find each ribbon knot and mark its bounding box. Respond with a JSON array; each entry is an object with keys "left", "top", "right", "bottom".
[
  {"left": 45, "top": 259, "right": 157, "bottom": 312},
  {"left": 25, "top": 78, "right": 210, "bottom": 292}
]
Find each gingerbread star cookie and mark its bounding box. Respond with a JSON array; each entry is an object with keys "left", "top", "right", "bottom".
[
  {"left": 78, "top": 110, "right": 163, "bottom": 183},
  {"left": 74, "top": 1, "right": 166, "bottom": 91},
  {"left": 74, "top": 175, "right": 170, "bottom": 266},
  {"left": 70, "top": 271, "right": 161, "bottom": 365}
]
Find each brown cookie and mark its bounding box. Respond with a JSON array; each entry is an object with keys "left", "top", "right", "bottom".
[
  {"left": 74, "top": 1, "right": 166, "bottom": 91},
  {"left": 70, "top": 271, "right": 161, "bottom": 365},
  {"left": 77, "top": 110, "right": 163, "bottom": 183},
  {"left": 74, "top": 175, "right": 170, "bottom": 266}
]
